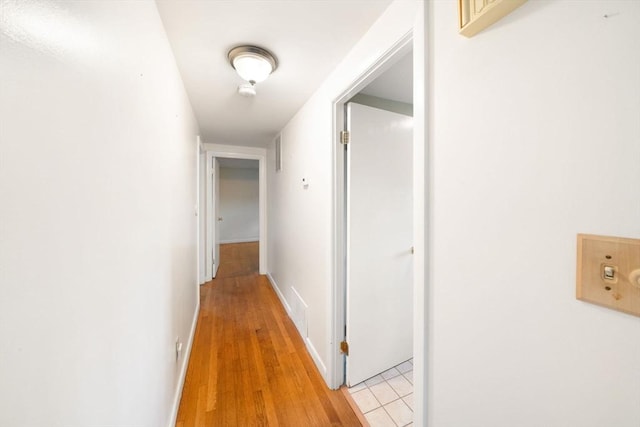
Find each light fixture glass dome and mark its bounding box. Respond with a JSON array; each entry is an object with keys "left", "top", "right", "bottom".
[{"left": 228, "top": 45, "right": 278, "bottom": 84}]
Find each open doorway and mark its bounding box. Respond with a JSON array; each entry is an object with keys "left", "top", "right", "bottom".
[
  {"left": 333, "top": 38, "right": 416, "bottom": 423},
  {"left": 346, "top": 49, "right": 414, "bottom": 377},
  {"left": 215, "top": 158, "right": 260, "bottom": 277},
  {"left": 201, "top": 146, "right": 267, "bottom": 284}
]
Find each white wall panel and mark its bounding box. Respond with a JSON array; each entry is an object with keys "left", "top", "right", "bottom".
[
  {"left": 266, "top": 0, "right": 420, "bottom": 386},
  {"left": 428, "top": 1, "right": 640, "bottom": 425},
  {"left": 0, "top": 2, "right": 199, "bottom": 426}
]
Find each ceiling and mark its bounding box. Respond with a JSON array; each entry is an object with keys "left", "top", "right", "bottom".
[
  {"left": 156, "top": 0, "right": 394, "bottom": 148},
  {"left": 361, "top": 50, "right": 413, "bottom": 104}
]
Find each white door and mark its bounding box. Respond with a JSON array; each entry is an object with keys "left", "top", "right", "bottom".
[
  {"left": 212, "top": 157, "right": 221, "bottom": 278},
  {"left": 206, "top": 156, "right": 222, "bottom": 279},
  {"left": 345, "top": 102, "right": 413, "bottom": 386}
]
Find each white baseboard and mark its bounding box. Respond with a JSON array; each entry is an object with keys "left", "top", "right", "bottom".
[
  {"left": 220, "top": 238, "right": 259, "bottom": 244},
  {"left": 306, "top": 337, "right": 328, "bottom": 379},
  {"left": 212, "top": 262, "right": 219, "bottom": 280},
  {"left": 267, "top": 273, "right": 291, "bottom": 314},
  {"left": 266, "top": 274, "right": 327, "bottom": 381},
  {"left": 167, "top": 299, "right": 200, "bottom": 427}
]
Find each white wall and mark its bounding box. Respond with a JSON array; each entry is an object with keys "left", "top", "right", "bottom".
[
  {"left": 267, "top": 0, "right": 420, "bottom": 383},
  {"left": 219, "top": 167, "right": 259, "bottom": 243},
  {"left": 0, "top": 2, "right": 199, "bottom": 426},
  {"left": 428, "top": 1, "right": 640, "bottom": 426}
]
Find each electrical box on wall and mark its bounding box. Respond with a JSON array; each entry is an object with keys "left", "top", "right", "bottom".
[{"left": 577, "top": 234, "right": 640, "bottom": 317}]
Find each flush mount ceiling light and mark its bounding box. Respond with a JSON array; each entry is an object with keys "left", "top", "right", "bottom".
[{"left": 228, "top": 45, "right": 278, "bottom": 97}]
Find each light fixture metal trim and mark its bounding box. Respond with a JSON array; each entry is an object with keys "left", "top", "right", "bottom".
[{"left": 228, "top": 45, "right": 278, "bottom": 84}]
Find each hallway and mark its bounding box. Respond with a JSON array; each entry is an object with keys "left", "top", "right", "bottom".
[{"left": 176, "top": 243, "right": 361, "bottom": 426}]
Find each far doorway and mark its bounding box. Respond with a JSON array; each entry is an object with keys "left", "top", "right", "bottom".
[
  {"left": 202, "top": 148, "right": 266, "bottom": 284},
  {"left": 212, "top": 158, "right": 259, "bottom": 278}
]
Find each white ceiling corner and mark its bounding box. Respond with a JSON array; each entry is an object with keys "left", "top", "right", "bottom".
[
  {"left": 360, "top": 50, "right": 413, "bottom": 105},
  {"left": 156, "top": 0, "right": 394, "bottom": 148}
]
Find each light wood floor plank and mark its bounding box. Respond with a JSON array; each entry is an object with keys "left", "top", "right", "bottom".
[{"left": 176, "top": 242, "right": 361, "bottom": 426}]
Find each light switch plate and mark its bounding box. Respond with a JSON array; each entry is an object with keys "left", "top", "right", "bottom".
[{"left": 577, "top": 234, "right": 640, "bottom": 317}]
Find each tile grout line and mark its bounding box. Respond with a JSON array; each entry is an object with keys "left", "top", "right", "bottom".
[
  {"left": 380, "top": 401, "right": 401, "bottom": 427},
  {"left": 349, "top": 359, "right": 414, "bottom": 426}
]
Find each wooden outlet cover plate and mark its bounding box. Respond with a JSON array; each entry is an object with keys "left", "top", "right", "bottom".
[{"left": 577, "top": 234, "right": 640, "bottom": 317}]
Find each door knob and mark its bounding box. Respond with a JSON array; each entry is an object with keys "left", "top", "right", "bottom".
[{"left": 217, "top": 217, "right": 223, "bottom": 221}]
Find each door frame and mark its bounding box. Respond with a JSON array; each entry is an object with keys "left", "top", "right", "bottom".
[
  {"left": 331, "top": 31, "right": 412, "bottom": 386},
  {"left": 205, "top": 156, "right": 221, "bottom": 279},
  {"left": 202, "top": 144, "right": 267, "bottom": 280},
  {"left": 330, "top": 18, "right": 427, "bottom": 425}
]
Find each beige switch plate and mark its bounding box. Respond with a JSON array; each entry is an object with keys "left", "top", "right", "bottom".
[{"left": 577, "top": 234, "right": 640, "bottom": 317}]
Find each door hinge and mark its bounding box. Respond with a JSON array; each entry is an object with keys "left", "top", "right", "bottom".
[
  {"left": 340, "top": 130, "right": 350, "bottom": 145},
  {"left": 340, "top": 340, "right": 349, "bottom": 355}
]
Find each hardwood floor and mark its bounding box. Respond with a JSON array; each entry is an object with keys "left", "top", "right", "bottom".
[{"left": 176, "top": 242, "right": 361, "bottom": 426}]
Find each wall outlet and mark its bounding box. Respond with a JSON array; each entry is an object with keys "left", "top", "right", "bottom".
[{"left": 175, "top": 338, "right": 183, "bottom": 361}]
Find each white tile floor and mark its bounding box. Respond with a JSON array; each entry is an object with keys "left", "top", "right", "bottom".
[{"left": 348, "top": 359, "right": 414, "bottom": 427}]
